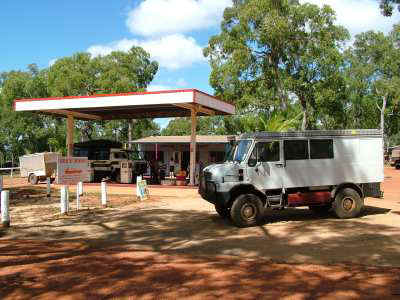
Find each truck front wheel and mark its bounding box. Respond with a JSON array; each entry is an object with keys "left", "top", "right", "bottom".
[
  {"left": 230, "top": 194, "right": 263, "bottom": 227},
  {"left": 333, "top": 188, "right": 363, "bottom": 219},
  {"left": 215, "top": 204, "right": 230, "bottom": 219}
]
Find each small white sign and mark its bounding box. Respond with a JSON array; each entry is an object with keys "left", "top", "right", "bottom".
[{"left": 57, "top": 157, "right": 89, "bottom": 185}]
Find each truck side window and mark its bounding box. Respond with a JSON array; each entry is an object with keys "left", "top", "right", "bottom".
[
  {"left": 310, "top": 139, "right": 334, "bottom": 159},
  {"left": 257, "top": 141, "right": 280, "bottom": 162},
  {"left": 284, "top": 140, "right": 309, "bottom": 160}
]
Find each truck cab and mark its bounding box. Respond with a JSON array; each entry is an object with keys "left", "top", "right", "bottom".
[
  {"left": 199, "top": 130, "right": 384, "bottom": 227},
  {"left": 390, "top": 149, "right": 400, "bottom": 169}
]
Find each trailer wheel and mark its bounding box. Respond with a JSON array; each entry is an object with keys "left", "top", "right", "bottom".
[
  {"left": 333, "top": 188, "right": 363, "bottom": 219},
  {"left": 28, "top": 174, "right": 39, "bottom": 185},
  {"left": 396, "top": 162, "right": 400, "bottom": 170},
  {"left": 230, "top": 194, "right": 263, "bottom": 227},
  {"left": 215, "top": 204, "right": 230, "bottom": 219}
]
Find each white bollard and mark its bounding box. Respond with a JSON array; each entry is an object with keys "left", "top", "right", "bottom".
[
  {"left": 60, "top": 186, "right": 69, "bottom": 215},
  {"left": 1, "top": 190, "right": 10, "bottom": 227},
  {"left": 76, "top": 183, "right": 80, "bottom": 211},
  {"left": 46, "top": 177, "right": 51, "bottom": 197},
  {"left": 78, "top": 181, "right": 83, "bottom": 196},
  {"left": 101, "top": 181, "right": 107, "bottom": 207}
]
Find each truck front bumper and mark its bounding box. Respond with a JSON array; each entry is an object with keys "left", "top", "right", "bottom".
[{"left": 198, "top": 178, "right": 230, "bottom": 206}]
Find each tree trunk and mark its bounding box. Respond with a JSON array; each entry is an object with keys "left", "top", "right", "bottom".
[
  {"left": 128, "top": 120, "right": 132, "bottom": 150},
  {"left": 300, "top": 97, "right": 307, "bottom": 131},
  {"left": 380, "top": 94, "right": 387, "bottom": 135}
]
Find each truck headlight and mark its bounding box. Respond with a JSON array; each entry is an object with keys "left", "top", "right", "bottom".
[{"left": 223, "top": 175, "right": 239, "bottom": 182}]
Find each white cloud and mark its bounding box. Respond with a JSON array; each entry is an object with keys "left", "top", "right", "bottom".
[
  {"left": 300, "top": 0, "right": 400, "bottom": 37},
  {"left": 126, "top": 0, "right": 232, "bottom": 36},
  {"left": 49, "top": 58, "right": 58, "bottom": 66},
  {"left": 87, "top": 34, "right": 205, "bottom": 70}
]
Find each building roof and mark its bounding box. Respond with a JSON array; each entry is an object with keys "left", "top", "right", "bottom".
[
  {"left": 14, "top": 89, "right": 235, "bottom": 120},
  {"left": 131, "top": 135, "right": 233, "bottom": 144}
]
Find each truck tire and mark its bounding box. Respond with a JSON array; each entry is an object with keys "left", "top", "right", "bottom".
[
  {"left": 28, "top": 174, "right": 39, "bottom": 185},
  {"left": 215, "top": 204, "right": 230, "bottom": 219},
  {"left": 230, "top": 194, "right": 263, "bottom": 227},
  {"left": 396, "top": 162, "right": 400, "bottom": 170},
  {"left": 309, "top": 204, "right": 332, "bottom": 214},
  {"left": 333, "top": 188, "right": 363, "bottom": 219}
]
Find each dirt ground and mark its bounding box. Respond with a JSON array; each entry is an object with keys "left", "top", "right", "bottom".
[{"left": 1, "top": 168, "right": 400, "bottom": 299}]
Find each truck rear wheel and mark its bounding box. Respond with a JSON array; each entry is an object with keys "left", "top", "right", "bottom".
[
  {"left": 333, "top": 188, "right": 363, "bottom": 219},
  {"left": 28, "top": 174, "right": 39, "bottom": 185},
  {"left": 215, "top": 204, "right": 230, "bottom": 219},
  {"left": 230, "top": 194, "right": 263, "bottom": 227}
]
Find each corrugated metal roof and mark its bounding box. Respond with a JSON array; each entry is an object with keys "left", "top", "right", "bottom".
[{"left": 131, "top": 135, "right": 233, "bottom": 144}]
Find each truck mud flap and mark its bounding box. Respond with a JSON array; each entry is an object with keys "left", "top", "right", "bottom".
[{"left": 363, "top": 182, "right": 383, "bottom": 198}]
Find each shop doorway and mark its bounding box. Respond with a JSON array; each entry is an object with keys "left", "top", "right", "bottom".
[{"left": 182, "top": 151, "right": 190, "bottom": 172}]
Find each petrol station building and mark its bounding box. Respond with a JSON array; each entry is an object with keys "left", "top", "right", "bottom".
[{"left": 14, "top": 89, "right": 235, "bottom": 185}]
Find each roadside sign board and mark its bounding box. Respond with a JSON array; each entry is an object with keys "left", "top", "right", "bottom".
[{"left": 56, "top": 157, "right": 88, "bottom": 185}]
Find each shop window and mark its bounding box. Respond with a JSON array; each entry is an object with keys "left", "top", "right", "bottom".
[{"left": 210, "top": 151, "right": 225, "bottom": 163}]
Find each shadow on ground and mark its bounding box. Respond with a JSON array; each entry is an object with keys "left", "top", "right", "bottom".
[{"left": 0, "top": 204, "right": 399, "bottom": 299}]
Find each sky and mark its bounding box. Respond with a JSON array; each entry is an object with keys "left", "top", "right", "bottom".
[{"left": 1, "top": 0, "right": 399, "bottom": 128}]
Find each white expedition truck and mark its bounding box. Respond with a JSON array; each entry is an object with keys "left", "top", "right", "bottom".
[{"left": 199, "top": 129, "right": 384, "bottom": 227}]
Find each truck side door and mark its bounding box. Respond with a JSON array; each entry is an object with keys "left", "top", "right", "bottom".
[{"left": 246, "top": 140, "right": 284, "bottom": 191}]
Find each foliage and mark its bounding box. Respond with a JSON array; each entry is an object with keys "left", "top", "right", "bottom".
[
  {"left": 0, "top": 47, "right": 159, "bottom": 160},
  {"left": 204, "top": 0, "right": 349, "bottom": 130},
  {"left": 380, "top": 0, "right": 400, "bottom": 16},
  {"left": 344, "top": 27, "right": 400, "bottom": 136}
]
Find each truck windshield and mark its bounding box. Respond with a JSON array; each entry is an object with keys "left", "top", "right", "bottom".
[
  {"left": 225, "top": 143, "right": 236, "bottom": 162},
  {"left": 233, "top": 140, "right": 252, "bottom": 162}
]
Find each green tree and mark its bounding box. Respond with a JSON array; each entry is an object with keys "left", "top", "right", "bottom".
[
  {"left": 380, "top": 0, "right": 400, "bottom": 16},
  {"left": 344, "top": 27, "right": 400, "bottom": 136},
  {"left": 47, "top": 47, "right": 159, "bottom": 142},
  {"left": 204, "top": 0, "right": 349, "bottom": 130}
]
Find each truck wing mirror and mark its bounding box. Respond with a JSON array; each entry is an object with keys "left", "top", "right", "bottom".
[{"left": 248, "top": 158, "right": 257, "bottom": 167}]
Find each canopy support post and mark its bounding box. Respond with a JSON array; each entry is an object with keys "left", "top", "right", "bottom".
[
  {"left": 67, "top": 115, "right": 74, "bottom": 157},
  {"left": 189, "top": 108, "right": 197, "bottom": 186}
]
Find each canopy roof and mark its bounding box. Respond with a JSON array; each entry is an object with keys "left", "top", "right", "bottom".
[
  {"left": 14, "top": 89, "right": 235, "bottom": 120},
  {"left": 131, "top": 135, "right": 234, "bottom": 144}
]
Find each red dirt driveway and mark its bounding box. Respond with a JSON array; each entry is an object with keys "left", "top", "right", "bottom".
[{"left": 0, "top": 167, "right": 400, "bottom": 299}]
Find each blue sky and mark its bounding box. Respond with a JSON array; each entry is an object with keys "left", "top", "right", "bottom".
[{"left": 1, "top": 0, "right": 399, "bottom": 128}]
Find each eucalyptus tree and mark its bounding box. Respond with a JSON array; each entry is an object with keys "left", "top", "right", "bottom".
[
  {"left": 379, "top": 0, "right": 400, "bottom": 16},
  {"left": 345, "top": 27, "right": 400, "bottom": 137},
  {"left": 47, "top": 47, "right": 159, "bottom": 142},
  {"left": 204, "top": 0, "right": 349, "bottom": 130}
]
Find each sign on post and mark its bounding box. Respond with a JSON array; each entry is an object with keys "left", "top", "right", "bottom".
[
  {"left": 57, "top": 157, "right": 88, "bottom": 185},
  {"left": 136, "top": 176, "right": 149, "bottom": 200}
]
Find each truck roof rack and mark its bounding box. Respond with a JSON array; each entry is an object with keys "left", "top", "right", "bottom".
[{"left": 239, "top": 129, "right": 382, "bottom": 139}]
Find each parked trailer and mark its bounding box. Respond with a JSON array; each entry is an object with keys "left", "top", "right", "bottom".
[
  {"left": 199, "top": 129, "right": 384, "bottom": 227},
  {"left": 19, "top": 152, "right": 60, "bottom": 184}
]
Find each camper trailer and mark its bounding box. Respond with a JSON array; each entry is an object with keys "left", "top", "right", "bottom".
[
  {"left": 19, "top": 152, "right": 60, "bottom": 184},
  {"left": 199, "top": 129, "right": 384, "bottom": 227}
]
